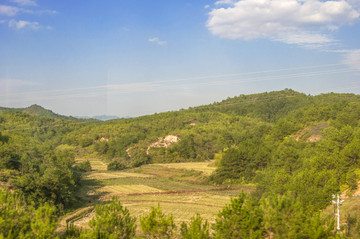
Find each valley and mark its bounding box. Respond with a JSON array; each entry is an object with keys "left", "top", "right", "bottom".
[
  {"left": 2, "top": 89, "right": 360, "bottom": 238},
  {"left": 62, "top": 158, "right": 253, "bottom": 235}
]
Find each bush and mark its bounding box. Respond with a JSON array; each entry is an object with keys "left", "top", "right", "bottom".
[
  {"left": 0, "top": 147, "right": 21, "bottom": 170},
  {"left": 131, "top": 151, "right": 151, "bottom": 168},
  {"left": 214, "top": 193, "right": 264, "bottom": 239},
  {"left": 94, "top": 141, "right": 109, "bottom": 155},
  {"left": 0, "top": 189, "right": 57, "bottom": 238},
  {"left": 61, "top": 223, "right": 83, "bottom": 239},
  {"left": 107, "top": 158, "right": 127, "bottom": 171},
  {"left": 140, "top": 204, "right": 176, "bottom": 238},
  {"left": 74, "top": 160, "right": 92, "bottom": 172},
  {"left": 180, "top": 214, "right": 210, "bottom": 239},
  {"left": 88, "top": 197, "right": 136, "bottom": 238},
  {"left": 80, "top": 138, "right": 93, "bottom": 148}
]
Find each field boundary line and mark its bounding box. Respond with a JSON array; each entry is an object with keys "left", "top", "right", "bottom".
[
  {"left": 100, "top": 186, "right": 240, "bottom": 198},
  {"left": 121, "top": 199, "right": 223, "bottom": 208}
]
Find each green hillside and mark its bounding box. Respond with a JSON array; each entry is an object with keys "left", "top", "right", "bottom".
[
  {"left": 0, "top": 104, "right": 76, "bottom": 120},
  {"left": 1, "top": 89, "right": 360, "bottom": 238}
]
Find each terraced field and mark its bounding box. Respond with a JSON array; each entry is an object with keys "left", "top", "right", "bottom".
[
  {"left": 62, "top": 159, "right": 254, "bottom": 235},
  {"left": 154, "top": 161, "right": 217, "bottom": 176}
]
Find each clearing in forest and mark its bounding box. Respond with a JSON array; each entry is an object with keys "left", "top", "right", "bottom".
[{"left": 62, "top": 158, "right": 254, "bottom": 234}]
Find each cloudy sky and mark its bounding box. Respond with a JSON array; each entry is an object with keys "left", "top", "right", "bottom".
[{"left": 1, "top": 0, "right": 360, "bottom": 117}]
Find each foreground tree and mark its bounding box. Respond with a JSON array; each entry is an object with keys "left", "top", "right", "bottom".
[
  {"left": 260, "top": 193, "right": 335, "bottom": 239},
  {"left": 140, "top": 204, "right": 176, "bottom": 239},
  {"left": 214, "top": 193, "right": 264, "bottom": 239},
  {"left": 88, "top": 197, "right": 136, "bottom": 239},
  {"left": 180, "top": 214, "right": 210, "bottom": 239},
  {"left": 0, "top": 189, "right": 57, "bottom": 238}
]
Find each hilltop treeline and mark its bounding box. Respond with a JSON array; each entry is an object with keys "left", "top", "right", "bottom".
[{"left": 1, "top": 89, "right": 360, "bottom": 237}]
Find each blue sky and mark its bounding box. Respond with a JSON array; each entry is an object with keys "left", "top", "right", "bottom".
[{"left": 1, "top": 0, "right": 360, "bottom": 117}]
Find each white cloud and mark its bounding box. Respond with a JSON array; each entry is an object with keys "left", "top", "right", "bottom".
[
  {"left": 276, "top": 32, "right": 335, "bottom": 45},
  {"left": 0, "top": 5, "right": 20, "bottom": 16},
  {"left": 215, "top": 0, "right": 235, "bottom": 5},
  {"left": 148, "top": 37, "right": 167, "bottom": 46},
  {"left": 343, "top": 50, "right": 360, "bottom": 70},
  {"left": 8, "top": 19, "right": 52, "bottom": 30},
  {"left": 10, "top": 0, "right": 37, "bottom": 7},
  {"left": 9, "top": 19, "right": 39, "bottom": 30},
  {"left": 207, "top": 0, "right": 360, "bottom": 46},
  {"left": 0, "top": 3, "right": 56, "bottom": 16},
  {"left": 0, "top": 20, "right": 6, "bottom": 24}
]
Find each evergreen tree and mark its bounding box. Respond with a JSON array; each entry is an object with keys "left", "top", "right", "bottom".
[
  {"left": 140, "top": 204, "right": 176, "bottom": 239},
  {"left": 214, "top": 193, "right": 264, "bottom": 238},
  {"left": 88, "top": 197, "right": 136, "bottom": 239},
  {"left": 180, "top": 214, "right": 210, "bottom": 239}
]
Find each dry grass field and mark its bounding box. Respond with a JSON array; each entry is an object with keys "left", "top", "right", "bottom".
[
  {"left": 76, "top": 158, "right": 107, "bottom": 171},
  {"left": 97, "top": 184, "right": 163, "bottom": 195},
  {"left": 83, "top": 171, "right": 152, "bottom": 180},
  {"left": 63, "top": 158, "right": 255, "bottom": 235},
  {"left": 154, "top": 161, "right": 216, "bottom": 176}
]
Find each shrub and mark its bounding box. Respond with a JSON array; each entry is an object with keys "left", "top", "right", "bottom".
[
  {"left": 180, "top": 214, "right": 210, "bottom": 239},
  {"left": 0, "top": 189, "right": 57, "bottom": 238},
  {"left": 61, "top": 223, "right": 83, "bottom": 238},
  {"left": 140, "top": 204, "right": 176, "bottom": 238},
  {"left": 88, "top": 197, "right": 136, "bottom": 239},
  {"left": 214, "top": 193, "right": 264, "bottom": 239},
  {"left": 74, "top": 160, "right": 92, "bottom": 172},
  {"left": 80, "top": 138, "right": 93, "bottom": 148},
  {"left": 107, "top": 158, "right": 127, "bottom": 171}
]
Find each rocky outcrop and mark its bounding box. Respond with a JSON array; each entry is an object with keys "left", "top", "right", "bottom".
[{"left": 146, "top": 135, "right": 179, "bottom": 155}]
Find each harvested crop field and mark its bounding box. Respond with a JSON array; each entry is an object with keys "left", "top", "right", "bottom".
[
  {"left": 62, "top": 158, "right": 255, "bottom": 234},
  {"left": 84, "top": 171, "right": 152, "bottom": 180},
  {"left": 97, "top": 184, "right": 163, "bottom": 195},
  {"left": 76, "top": 158, "right": 107, "bottom": 171},
  {"left": 155, "top": 161, "right": 216, "bottom": 176}
]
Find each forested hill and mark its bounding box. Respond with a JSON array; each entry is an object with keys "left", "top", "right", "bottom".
[
  {"left": 190, "top": 89, "right": 311, "bottom": 122},
  {"left": 0, "top": 104, "right": 76, "bottom": 120},
  {"left": 1, "top": 89, "right": 360, "bottom": 237},
  {"left": 2, "top": 89, "right": 360, "bottom": 168},
  {"left": 191, "top": 89, "right": 360, "bottom": 122}
]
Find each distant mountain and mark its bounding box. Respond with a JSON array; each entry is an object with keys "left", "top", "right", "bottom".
[
  {"left": 0, "top": 105, "right": 121, "bottom": 122},
  {"left": 0, "top": 104, "right": 76, "bottom": 120},
  {"left": 75, "top": 115, "right": 119, "bottom": 121},
  {"left": 95, "top": 115, "right": 120, "bottom": 121}
]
